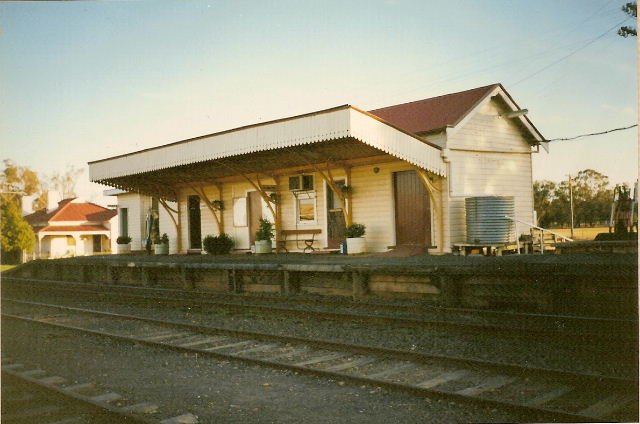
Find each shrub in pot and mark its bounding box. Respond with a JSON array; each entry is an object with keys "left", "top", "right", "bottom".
[
  {"left": 345, "top": 223, "right": 366, "bottom": 254},
  {"left": 154, "top": 233, "right": 169, "bottom": 255},
  {"left": 203, "top": 233, "right": 234, "bottom": 255},
  {"left": 116, "top": 236, "right": 131, "bottom": 254},
  {"left": 254, "top": 218, "right": 274, "bottom": 254}
]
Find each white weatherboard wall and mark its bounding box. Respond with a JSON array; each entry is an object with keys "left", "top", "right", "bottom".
[
  {"left": 445, "top": 97, "right": 535, "bottom": 244},
  {"left": 117, "top": 193, "right": 152, "bottom": 251},
  {"left": 167, "top": 158, "right": 448, "bottom": 254},
  {"left": 351, "top": 160, "right": 443, "bottom": 253},
  {"left": 157, "top": 200, "right": 179, "bottom": 254},
  {"left": 108, "top": 216, "right": 118, "bottom": 253},
  {"left": 351, "top": 161, "right": 408, "bottom": 252}
]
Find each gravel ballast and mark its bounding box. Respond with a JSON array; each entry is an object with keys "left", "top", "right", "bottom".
[
  {"left": 3, "top": 286, "right": 634, "bottom": 378},
  {"left": 2, "top": 319, "right": 524, "bottom": 423}
]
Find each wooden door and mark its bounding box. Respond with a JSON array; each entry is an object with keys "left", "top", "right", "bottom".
[
  {"left": 188, "top": 195, "right": 202, "bottom": 249},
  {"left": 394, "top": 171, "right": 431, "bottom": 247},
  {"left": 248, "top": 191, "right": 263, "bottom": 244},
  {"left": 326, "top": 180, "right": 346, "bottom": 249}
]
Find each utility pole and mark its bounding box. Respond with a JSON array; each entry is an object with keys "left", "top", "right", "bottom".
[{"left": 568, "top": 175, "right": 575, "bottom": 238}]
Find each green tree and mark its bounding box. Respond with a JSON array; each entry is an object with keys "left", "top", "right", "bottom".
[
  {"left": 533, "top": 180, "right": 557, "bottom": 227},
  {"left": 1, "top": 159, "right": 48, "bottom": 210},
  {"left": 2, "top": 160, "right": 85, "bottom": 211},
  {"left": 1, "top": 199, "right": 35, "bottom": 263},
  {"left": 1, "top": 159, "right": 41, "bottom": 198},
  {"left": 618, "top": 2, "right": 637, "bottom": 37},
  {"left": 533, "top": 169, "right": 613, "bottom": 228},
  {"left": 572, "top": 169, "right": 612, "bottom": 227},
  {"left": 550, "top": 181, "right": 571, "bottom": 227}
]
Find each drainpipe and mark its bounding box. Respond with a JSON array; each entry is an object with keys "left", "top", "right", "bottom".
[{"left": 440, "top": 147, "right": 451, "bottom": 253}]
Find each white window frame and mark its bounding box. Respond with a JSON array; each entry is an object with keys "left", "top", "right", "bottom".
[{"left": 294, "top": 191, "right": 317, "bottom": 225}]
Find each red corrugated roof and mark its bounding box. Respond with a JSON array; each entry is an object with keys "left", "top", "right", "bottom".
[
  {"left": 25, "top": 198, "right": 116, "bottom": 226},
  {"left": 368, "top": 84, "right": 499, "bottom": 134},
  {"left": 86, "top": 209, "right": 118, "bottom": 221},
  {"left": 52, "top": 202, "right": 116, "bottom": 221},
  {"left": 24, "top": 208, "right": 55, "bottom": 224},
  {"left": 38, "top": 225, "right": 110, "bottom": 233}
]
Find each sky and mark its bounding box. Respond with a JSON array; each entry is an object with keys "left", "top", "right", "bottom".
[{"left": 1, "top": 0, "right": 637, "bottom": 205}]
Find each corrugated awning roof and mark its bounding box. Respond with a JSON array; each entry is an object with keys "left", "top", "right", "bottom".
[{"left": 89, "top": 106, "right": 445, "bottom": 198}]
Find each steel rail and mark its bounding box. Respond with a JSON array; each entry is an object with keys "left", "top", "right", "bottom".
[
  {"left": 2, "top": 308, "right": 622, "bottom": 423},
  {"left": 4, "top": 277, "right": 635, "bottom": 345},
  {"left": 2, "top": 369, "right": 158, "bottom": 424},
  {"left": 3, "top": 298, "right": 634, "bottom": 388}
]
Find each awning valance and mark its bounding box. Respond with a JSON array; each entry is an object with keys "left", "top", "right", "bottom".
[{"left": 89, "top": 106, "right": 445, "bottom": 192}]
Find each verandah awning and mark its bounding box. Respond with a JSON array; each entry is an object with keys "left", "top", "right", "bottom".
[{"left": 89, "top": 105, "right": 446, "bottom": 196}]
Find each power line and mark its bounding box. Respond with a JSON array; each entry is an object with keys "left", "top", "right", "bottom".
[
  {"left": 544, "top": 124, "right": 637, "bottom": 142},
  {"left": 511, "top": 16, "right": 631, "bottom": 87}
]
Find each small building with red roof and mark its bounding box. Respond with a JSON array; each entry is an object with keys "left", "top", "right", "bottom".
[
  {"left": 89, "top": 83, "right": 546, "bottom": 254},
  {"left": 24, "top": 198, "right": 118, "bottom": 259}
]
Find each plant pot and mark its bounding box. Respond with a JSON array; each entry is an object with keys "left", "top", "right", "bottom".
[
  {"left": 117, "top": 244, "right": 131, "bottom": 254},
  {"left": 346, "top": 237, "right": 366, "bottom": 254},
  {"left": 154, "top": 243, "right": 169, "bottom": 255},
  {"left": 254, "top": 240, "right": 272, "bottom": 254}
]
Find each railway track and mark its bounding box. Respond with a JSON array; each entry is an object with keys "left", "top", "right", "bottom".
[
  {"left": 3, "top": 298, "right": 637, "bottom": 423},
  {"left": 4, "top": 276, "right": 637, "bottom": 345},
  {"left": 1, "top": 358, "right": 197, "bottom": 423}
]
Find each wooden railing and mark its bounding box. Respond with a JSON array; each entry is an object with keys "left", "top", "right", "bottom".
[{"left": 504, "top": 215, "right": 573, "bottom": 254}]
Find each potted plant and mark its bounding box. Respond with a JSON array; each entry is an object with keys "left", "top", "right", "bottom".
[
  {"left": 254, "top": 218, "right": 274, "bottom": 254},
  {"left": 345, "top": 223, "right": 366, "bottom": 254},
  {"left": 154, "top": 233, "right": 169, "bottom": 255},
  {"left": 203, "top": 233, "right": 234, "bottom": 255},
  {"left": 116, "top": 236, "right": 131, "bottom": 254}
]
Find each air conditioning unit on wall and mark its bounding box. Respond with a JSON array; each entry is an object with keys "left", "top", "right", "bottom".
[{"left": 289, "top": 175, "right": 314, "bottom": 191}]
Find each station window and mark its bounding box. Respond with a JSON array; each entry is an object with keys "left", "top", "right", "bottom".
[{"left": 296, "top": 194, "right": 317, "bottom": 224}]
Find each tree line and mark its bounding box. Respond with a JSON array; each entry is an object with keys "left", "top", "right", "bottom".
[{"left": 533, "top": 169, "right": 628, "bottom": 228}]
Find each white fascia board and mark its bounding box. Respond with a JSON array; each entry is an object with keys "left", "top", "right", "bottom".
[{"left": 103, "top": 189, "right": 128, "bottom": 196}]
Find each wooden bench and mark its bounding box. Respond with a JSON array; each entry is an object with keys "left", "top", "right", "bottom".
[{"left": 279, "top": 229, "right": 322, "bottom": 253}]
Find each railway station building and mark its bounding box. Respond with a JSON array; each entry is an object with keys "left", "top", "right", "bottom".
[{"left": 89, "top": 83, "right": 546, "bottom": 254}]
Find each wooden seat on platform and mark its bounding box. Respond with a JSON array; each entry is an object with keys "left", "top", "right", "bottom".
[{"left": 279, "top": 229, "right": 322, "bottom": 253}]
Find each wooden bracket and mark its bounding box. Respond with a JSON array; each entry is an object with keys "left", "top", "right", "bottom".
[
  {"left": 414, "top": 167, "right": 443, "bottom": 252},
  {"left": 158, "top": 197, "right": 182, "bottom": 252}
]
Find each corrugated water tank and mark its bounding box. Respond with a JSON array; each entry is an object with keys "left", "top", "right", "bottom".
[{"left": 465, "top": 196, "right": 515, "bottom": 244}]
